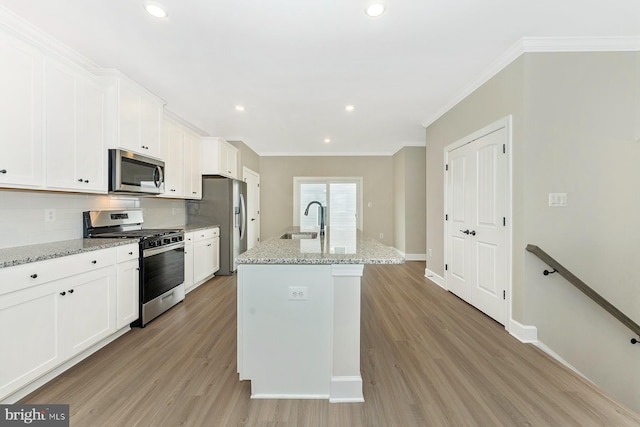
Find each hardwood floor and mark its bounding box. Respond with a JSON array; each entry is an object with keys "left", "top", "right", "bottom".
[{"left": 22, "top": 262, "right": 640, "bottom": 426}]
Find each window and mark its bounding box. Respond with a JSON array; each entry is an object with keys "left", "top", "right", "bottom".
[{"left": 293, "top": 177, "right": 363, "bottom": 231}]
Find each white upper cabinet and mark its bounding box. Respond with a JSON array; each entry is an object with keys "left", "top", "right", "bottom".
[
  {"left": 201, "top": 137, "right": 238, "bottom": 179},
  {"left": 184, "top": 131, "right": 202, "bottom": 199},
  {"left": 0, "top": 32, "right": 45, "bottom": 189},
  {"left": 93, "top": 70, "right": 165, "bottom": 159},
  {"left": 45, "top": 57, "right": 107, "bottom": 193},
  {"left": 161, "top": 118, "right": 185, "bottom": 197}
]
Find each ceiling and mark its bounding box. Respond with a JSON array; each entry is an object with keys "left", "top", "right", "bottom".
[{"left": 1, "top": 1, "right": 639, "bottom": 155}]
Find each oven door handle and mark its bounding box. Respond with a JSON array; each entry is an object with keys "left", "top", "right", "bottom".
[{"left": 143, "top": 241, "right": 185, "bottom": 258}]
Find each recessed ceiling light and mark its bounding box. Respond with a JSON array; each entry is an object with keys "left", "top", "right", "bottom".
[
  {"left": 365, "top": 2, "right": 386, "bottom": 17},
  {"left": 345, "top": 105, "right": 355, "bottom": 112},
  {"left": 235, "top": 105, "right": 245, "bottom": 111},
  {"left": 324, "top": 138, "right": 331, "bottom": 144},
  {"left": 144, "top": 2, "right": 168, "bottom": 18}
]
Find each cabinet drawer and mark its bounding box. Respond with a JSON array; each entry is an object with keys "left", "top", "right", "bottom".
[
  {"left": 116, "top": 244, "right": 139, "bottom": 263},
  {"left": 0, "top": 248, "right": 117, "bottom": 296},
  {"left": 194, "top": 228, "right": 216, "bottom": 241},
  {"left": 184, "top": 231, "right": 195, "bottom": 243},
  {"left": 212, "top": 227, "right": 220, "bottom": 237}
]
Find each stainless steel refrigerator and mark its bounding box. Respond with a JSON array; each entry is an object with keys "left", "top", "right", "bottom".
[{"left": 187, "top": 176, "right": 247, "bottom": 275}]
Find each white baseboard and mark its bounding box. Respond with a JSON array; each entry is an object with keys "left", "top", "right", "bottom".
[
  {"left": 508, "top": 319, "right": 538, "bottom": 343},
  {"left": 425, "top": 268, "right": 445, "bottom": 289},
  {"left": 251, "top": 393, "right": 330, "bottom": 400},
  {"left": 394, "top": 249, "right": 426, "bottom": 261},
  {"left": 534, "top": 341, "right": 591, "bottom": 382},
  {"left": 508, "top": 321, "right": 590, "bottom": 383},
  {"left": 329, "top": 376, "right": 364, "bottom": 403}
]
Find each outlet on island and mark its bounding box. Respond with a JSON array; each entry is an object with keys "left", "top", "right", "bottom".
[{"left": 288, "top": 286, "right": 308, "bottom": 300}]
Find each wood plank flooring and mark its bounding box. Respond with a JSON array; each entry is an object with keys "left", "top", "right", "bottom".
[{"left": 21, "top": 262, "right": 640, "bottom": 426}]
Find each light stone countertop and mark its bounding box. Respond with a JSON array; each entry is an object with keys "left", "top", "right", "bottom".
[
  {"left": 181, "top": 223, "right": 220, "bottom": 233},
  {"left": 0, "top": 224, "right": 220, "bottom": 269},
  {"left": 0, "top": 238, "right": 139, "bottom": 269},
  {"left": 237, "top": 227, "right": 404, "bottom": 265}
]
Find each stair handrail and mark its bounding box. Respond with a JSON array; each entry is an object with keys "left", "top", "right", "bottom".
[{"left": 526, "top": 244, "right": 640, "bottom": 344}]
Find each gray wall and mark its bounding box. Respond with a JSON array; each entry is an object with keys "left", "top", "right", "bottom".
[
  {"left": 393, "top": 146, "right": 426, "bottom": 256},
  {"left": 259, "top": 156, "right": 394, "bottom": 245},
  {"left": 425, "top": 51, "right": 640, "bottom": 411},
  {"left": 229, "top": 140, "right": 260, "bottom": 174}
]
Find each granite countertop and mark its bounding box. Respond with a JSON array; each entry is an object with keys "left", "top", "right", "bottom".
[
  {"left": 237, "top": 227, "right": 404, "bottom": 265},
  {"left": 0, "top": 238, "right": 139, "bottom": 269},
  {"left": 0, "top": 224, "right": 220, "bottom": 269},
  {"left": 181, "top": 223, "right": 220, "bottom": 233}
]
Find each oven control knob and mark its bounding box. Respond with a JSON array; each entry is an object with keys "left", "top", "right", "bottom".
[
  {"left": 163, "top": 238, "right": 171, "bottom": 244},
  {"left": 171, "top": 237, "right": 178, "bottom": 242}
]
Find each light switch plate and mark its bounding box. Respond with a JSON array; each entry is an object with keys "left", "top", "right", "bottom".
[{"left": 548, "top": 193, "right": 567, "bottom": 207}]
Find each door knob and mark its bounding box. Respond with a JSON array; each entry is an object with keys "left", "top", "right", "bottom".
[
  {"left": 460, "top": 229, "right": 470, "bottom": 235},
  {"left": 470, "top": 230, "right": 476, "bottom": 236}
]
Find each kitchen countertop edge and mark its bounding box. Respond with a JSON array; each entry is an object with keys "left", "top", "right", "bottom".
[
  {"left": 237, "top": 227, "right": 404, "bottom": 265},
  {"left": 0, "top": 238, "right": 140, "bottom": 269}
]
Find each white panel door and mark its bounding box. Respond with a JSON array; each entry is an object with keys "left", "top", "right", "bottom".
[
  {"left": 243, "top": 167, "right": 261, "bottom": 249},
  {"left": 446, "top": 127, "right": 507, "bottom": 324},
  {"left": 446, "top": 149, "right": 472, "bottom": 302}
]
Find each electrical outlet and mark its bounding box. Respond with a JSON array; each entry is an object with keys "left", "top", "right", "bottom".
[
  {"left": 288, "top": 286, "right": 308, "bottom": 300},
  {"left": 379, "top": 233, "right": 384, "bottom": 239},
  {"left": 45, "top": 209, "right": 56, "bottom": 222},
  {"left": 427, "top": 248, "right": 432, "bottom": 257}
]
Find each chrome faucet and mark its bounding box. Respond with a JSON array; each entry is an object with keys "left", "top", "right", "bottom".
[{"left": 304, "top": 201, "right": 325, "bottom": 236}]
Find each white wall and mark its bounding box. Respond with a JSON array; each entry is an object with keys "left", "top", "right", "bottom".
[{"left": 0, "top": 189, "right": 186, "bottom": 249}]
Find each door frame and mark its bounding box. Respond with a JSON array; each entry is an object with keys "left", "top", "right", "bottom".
[
  {"left": 243, "top": 166, "right": 260, "bottom": 250},
  {"left": 444, "top": 115, "right": 513, "bottom": 330},
  {"left": 292, "top": 177, "right": 363, "bottom": 230}
]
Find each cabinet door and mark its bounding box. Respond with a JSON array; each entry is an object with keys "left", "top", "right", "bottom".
[
  {"left": 193, "top": 238, "right": 215, "bottom": 284},
  {"left": 59, "top": 267, "right": 117, "bottom": 358},
  {"left": 44, "top": 58, "right": 77, "bottom": 190},
  {"left": 225, "top": 144, "right": 238, "bottom": 179},
  {"left": 162, "top": 120, "right": 184, "bottom": 197},
  {"left": 45, "top": 58, "right": 107, "bottom": 193},
  {"left": 0, "top": 33, "right": 44, "bottom": 188},
  {"left": 212, "top": 236, "right": 220, "bottom": 274},
  {"left": 118, "top": 82, "right": 141, "bottom": 153},
  {"left": 184, "top": 132, "right": 202, "bottom": 199},
  {"left": 76, "top": 77, "right": 106, "bottom": 192},
  {"left": 116, "top": 259, "right": 139, "bottom": 329},
  {"left": 139, "top": 95, "right": 162, "bottom": 159},
  {"left": 184, "top": 238, "right": 195, "bottom": 292},
  {"left": 0, "top": 281, "right": 62, "bottom": 400}
]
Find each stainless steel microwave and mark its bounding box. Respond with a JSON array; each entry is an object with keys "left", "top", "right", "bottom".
[{"left": 108, "top": 149, "right": 165, "bottom": 195}]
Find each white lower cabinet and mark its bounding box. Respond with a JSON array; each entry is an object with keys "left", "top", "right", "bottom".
[
  {"left": 59, "top": 266, "right": 117, "bottom": 358},
  {"left": 0, "top": 280, "right": 63, "bottom": 401},
  {"left": 0, "top": 245, "right": 138, "bottom": 402},
  {"left": 116, "top": 244, "right": 140, "bottom": 329},
  {"left": 185, "top": 227, "right": 220, "bottom": 293},
  {"left": 184, "top": 232, "right": 195, "bottom": 292}
]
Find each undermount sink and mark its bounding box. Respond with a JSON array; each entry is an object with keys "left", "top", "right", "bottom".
[{"left": 280, "top": 232, "right": 318, "bottom": 240}]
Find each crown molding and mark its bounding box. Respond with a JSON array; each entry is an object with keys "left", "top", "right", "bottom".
[
  {"left": 163, "top": 109, "right": 209, "bottom": 136},
  {"left": 422, "top": 36, "right": 640, "bottom": 129},
  {"left": 0, "top": 5, "right": 98, "bottom": 69}
]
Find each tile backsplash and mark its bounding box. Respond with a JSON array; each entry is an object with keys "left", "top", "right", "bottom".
[{"left": 0, "top": 189, "right": 186, "bottom": 249}]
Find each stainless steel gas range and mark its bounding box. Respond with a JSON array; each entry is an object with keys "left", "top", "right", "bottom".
[{"left": 83, "top": 209, "right": 185, "bottom": 327}]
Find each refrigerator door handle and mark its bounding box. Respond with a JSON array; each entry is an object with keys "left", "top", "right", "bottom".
[{"left": 239, "top": 193, "right": 247, "bottom": 240}]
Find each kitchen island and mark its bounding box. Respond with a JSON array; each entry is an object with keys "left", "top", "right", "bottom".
[{"left": 236, "top": 227, "right": 403, "bottom": 402}]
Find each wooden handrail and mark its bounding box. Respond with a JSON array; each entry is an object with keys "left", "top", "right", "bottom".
[{"left": 526, "top": 244, "right": 640, "bottom": 340}]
